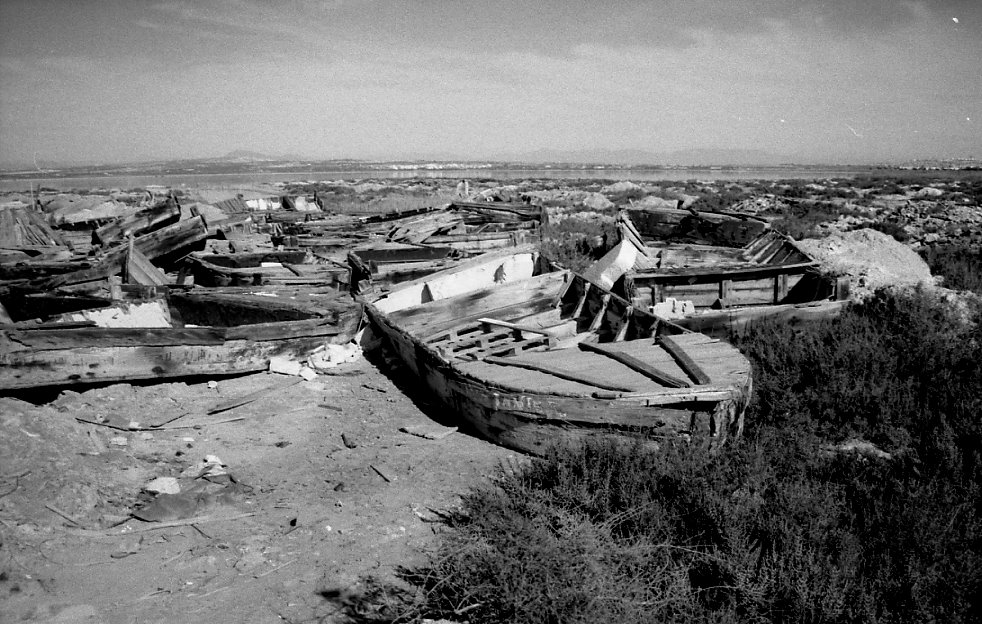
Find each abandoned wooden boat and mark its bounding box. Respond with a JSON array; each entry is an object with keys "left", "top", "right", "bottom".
[
  {"left": 610, "top": 213, "right": 850, "bottom": 338},
  {"left": 361, "top": 248, "right": 753, "bottom": 455},
  {"left": 383, "top": 202, "right": 541, "bottom": 253},
  {"left": 347, "top": 242, "right": 462, "bottom": 296},
  {"left": 624, "top": 204, "right": 770, "bottom": 247},
  {"left": 0, "top": 287, "right": 359, "bottom": 391},
  {"left": 182, "top": 249, "right": 348, "bottom": 288}
]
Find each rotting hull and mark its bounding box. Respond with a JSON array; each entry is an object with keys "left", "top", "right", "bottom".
[
  {"left": 0, "top": 316, "right": 357, "bottom": 391},
  {"left": 367, "top": 304, "right": 751, "bottom": 455}
]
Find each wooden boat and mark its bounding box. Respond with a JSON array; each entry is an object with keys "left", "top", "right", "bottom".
[
  {"left": 624, "top": 205, "right": 769, "bottom": 247},
  {"left": 347, "top": 242, "right": 461, "bottom": 296},
  {"left": 361, "top": 248, "right": 753, "bottom": 455},
  {"left": 612, "top": 213, "right": 849, "bottom": 337},
  {"left": 383, "top": 202, "right": 541, "bottom": 253},
  {"left": 0, "top": 287, "right": 359, "bottom": 391},
  {"left": 182, "top": 249, "right": 348, "bottom": 288}
]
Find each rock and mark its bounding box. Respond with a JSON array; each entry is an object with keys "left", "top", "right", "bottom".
[
  {"left": 581, "top": 192, "right": 613, "bottom": 211},
  {"left": 299, "top": 366, "right": 318, "bottom": 381},
  {"left": 308, "top": 343, "right": 363, "bottom": 370},
  {"left": 650, "top": 298, "right": 696, "bottom": 319},
  {"left": 269, "top": 356, "right": 303, "bottom": 376},
  {"left": 145, "top": 476, "right": 181, "bottom": 495},
  {"left": 600, "top": 180, "right": 642, "bottom": 195},
  {"left": 109, "top": 436, "right": 128, "bottom": 447},
  {"left": 796, "top": 228, "right": 935, "bottom": 299},
  {"left": 633, "top": 195, "right": 678, "bottom": 209}
]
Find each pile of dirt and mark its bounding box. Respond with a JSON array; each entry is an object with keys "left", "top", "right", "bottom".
[
  {"left": 0, "top": 397, "right": 143, "bottom": 530},
  {"left": 797, "top": 228, "right": 936, "bottom": 299}
]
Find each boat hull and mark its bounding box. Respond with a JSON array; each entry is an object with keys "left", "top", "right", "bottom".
[
  {"left": 367, "top": 305, "right": 750, "bottom": 455},
  {"left": 0, "top": 317, "right": 356, "bottom": 391}
]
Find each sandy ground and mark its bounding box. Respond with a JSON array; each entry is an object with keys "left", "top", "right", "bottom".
[{"left": 0, "top": 346, "right": 518, "bottom": 624}]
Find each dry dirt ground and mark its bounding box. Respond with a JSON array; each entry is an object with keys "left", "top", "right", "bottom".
[{"left": 0, "top": 344, "right": 519, "bottom": 623}]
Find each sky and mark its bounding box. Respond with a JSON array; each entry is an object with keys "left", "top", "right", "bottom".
[{"left": 0, "top": 0, "right": 980, "bottom": 166}]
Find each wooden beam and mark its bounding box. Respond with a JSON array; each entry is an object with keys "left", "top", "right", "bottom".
[
  {"left": 571, "top": 282, "right": 591, "bottom": 318},
  {"left": 126, "top": 246, "right": 169, "bottom": 286},
  {"left": 483, "top": 356, "right": 636, "bottom": 392},
  {"left": 718, "top": 279, "right": 732, "bottom": 306},
  {"left": 613, "top": 307, "right": 632, "bottom": 342},
  {"left": 658, "top": 336, "right": 713, "bottom": 385},
  {"left": 773, "top": 273, "right": 789, "bottom": 303},
  {"left": 93, "top": 200, "right": 181, "bottom": 246},
  {"left": 477, "top": 317, "right": 555, "bottom": 338},
  {"left": 588, "top": 293, "right": 610, "bottom": 332},
  {"left": 578, "top": 341, "right": 690, "bottom": 388}
]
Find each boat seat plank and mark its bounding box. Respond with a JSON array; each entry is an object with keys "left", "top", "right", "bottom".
[
  {"left": 483, "top": 356, "right": 636, "bottom": 392},
  {"left": 578, "top": 341, "right": 690, "bottom": 388},
  {"left": 477, "top": 317, "right": 555, "bottom": 338},
  {"left": 485, "top": 347, "right": 678, "bottom": 392},
  {"left": 463, "top": 336, "right": 554, "bottom": 360},
  {"left": 659, "top": 335, "right": 714, "bottom": 385}
]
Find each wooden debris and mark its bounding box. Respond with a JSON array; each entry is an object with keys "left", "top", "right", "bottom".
[
  {"left": 370, "top": 464, "right": 394, "bottom": 482},
  {"left": 399, "top": 424, "right": 458, "bottom": 440},
  {"left": 125, "top": 245, "right": 168, "bottom": 286},
  {"left": 206, "top": 378, "right": 304, "bottom": 415}
]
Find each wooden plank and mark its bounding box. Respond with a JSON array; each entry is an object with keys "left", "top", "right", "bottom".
[
  {"left": 93, "top": 200, "right": 181, "bottom": 246},
  {"left": 719, "top": 279, "right": 732, "bottom": 307},
  {"left": 613, "top": 307, "right": 632, "bottom": 342},
  {"left": 477, "top": 317, "right": 555, "bottom": 338},
  {"left": 774, "top": 273, "right": 789, "bottom": 303},
  {"left": 37, "top": 217, "right": 208, "bottom": 290},
  {"left": 125, "top": 246, "right": 169, "bottom": 286},
  {"left": 571, "top": 282, "right": 591, "bottom": 318},
  {"left": 628, "top": 260, "right": 818, "bottom": 284},
  {"left": 588, "top": 293, "right": 610, "bottom": 332},
  {"left": 483, "top": 356, "right": 636, "bottom": 392},
  {"left": 578, "top": 340, "right": 690, "bottom": 388},
  {"left": 658, "top": 335, "right": 713, "bottom": 385},
  {"left": 386, "top": 271, "right": 566, "bottom": 334},
  {"left": 0, "top": 337, "right": 326, "bottom": 390},
  {"left": 206, "top": 378, "right": 303, "bottom": 414}
]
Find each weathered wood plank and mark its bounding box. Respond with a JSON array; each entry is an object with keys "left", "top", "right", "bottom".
[
  {"left": 483, "top": 356, "right": 636, "bottom": 392},
  {"left": 578, "top": 341, "right": 690, "bottom": 388},
  {"left": 125, "top": 246, "right": 169, "bottom": 286},
  {"left": 658, "top": 335, "right": 713, "bottom": 385},
  {"left": 93, "top": 200, "right": 180, "bottom": 246}
]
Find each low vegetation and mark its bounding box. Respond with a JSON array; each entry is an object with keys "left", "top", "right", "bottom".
[
  {"left": 919, "top": 245, "right": 982, "bottom": 295},
  {"left": 339, "top": 288, "right": 982, "bottom": 623}
]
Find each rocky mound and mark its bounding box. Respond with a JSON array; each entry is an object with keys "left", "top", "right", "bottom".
[{"left": 797, "top": 228, "right": 936, "bottom": 298}]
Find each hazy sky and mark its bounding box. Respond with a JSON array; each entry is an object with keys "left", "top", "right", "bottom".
[{"left": 1, "top": 0, "right": 979, "bottom": 165}]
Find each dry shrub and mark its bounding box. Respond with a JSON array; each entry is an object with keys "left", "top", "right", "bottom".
[{"left": 332, "top": 289, "right": 982, "bottom": 623}]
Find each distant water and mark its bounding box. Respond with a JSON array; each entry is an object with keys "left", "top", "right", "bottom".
[{"left": 0, "top": 167, "right": 865, "bottom": 192}]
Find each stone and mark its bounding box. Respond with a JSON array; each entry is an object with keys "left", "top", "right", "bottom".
[
  {"left": 145, "top": 476, "right": 181, "bottom": 494},
  {"left": 269, "top": 356, "right": 303, "bottom": 376}
]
